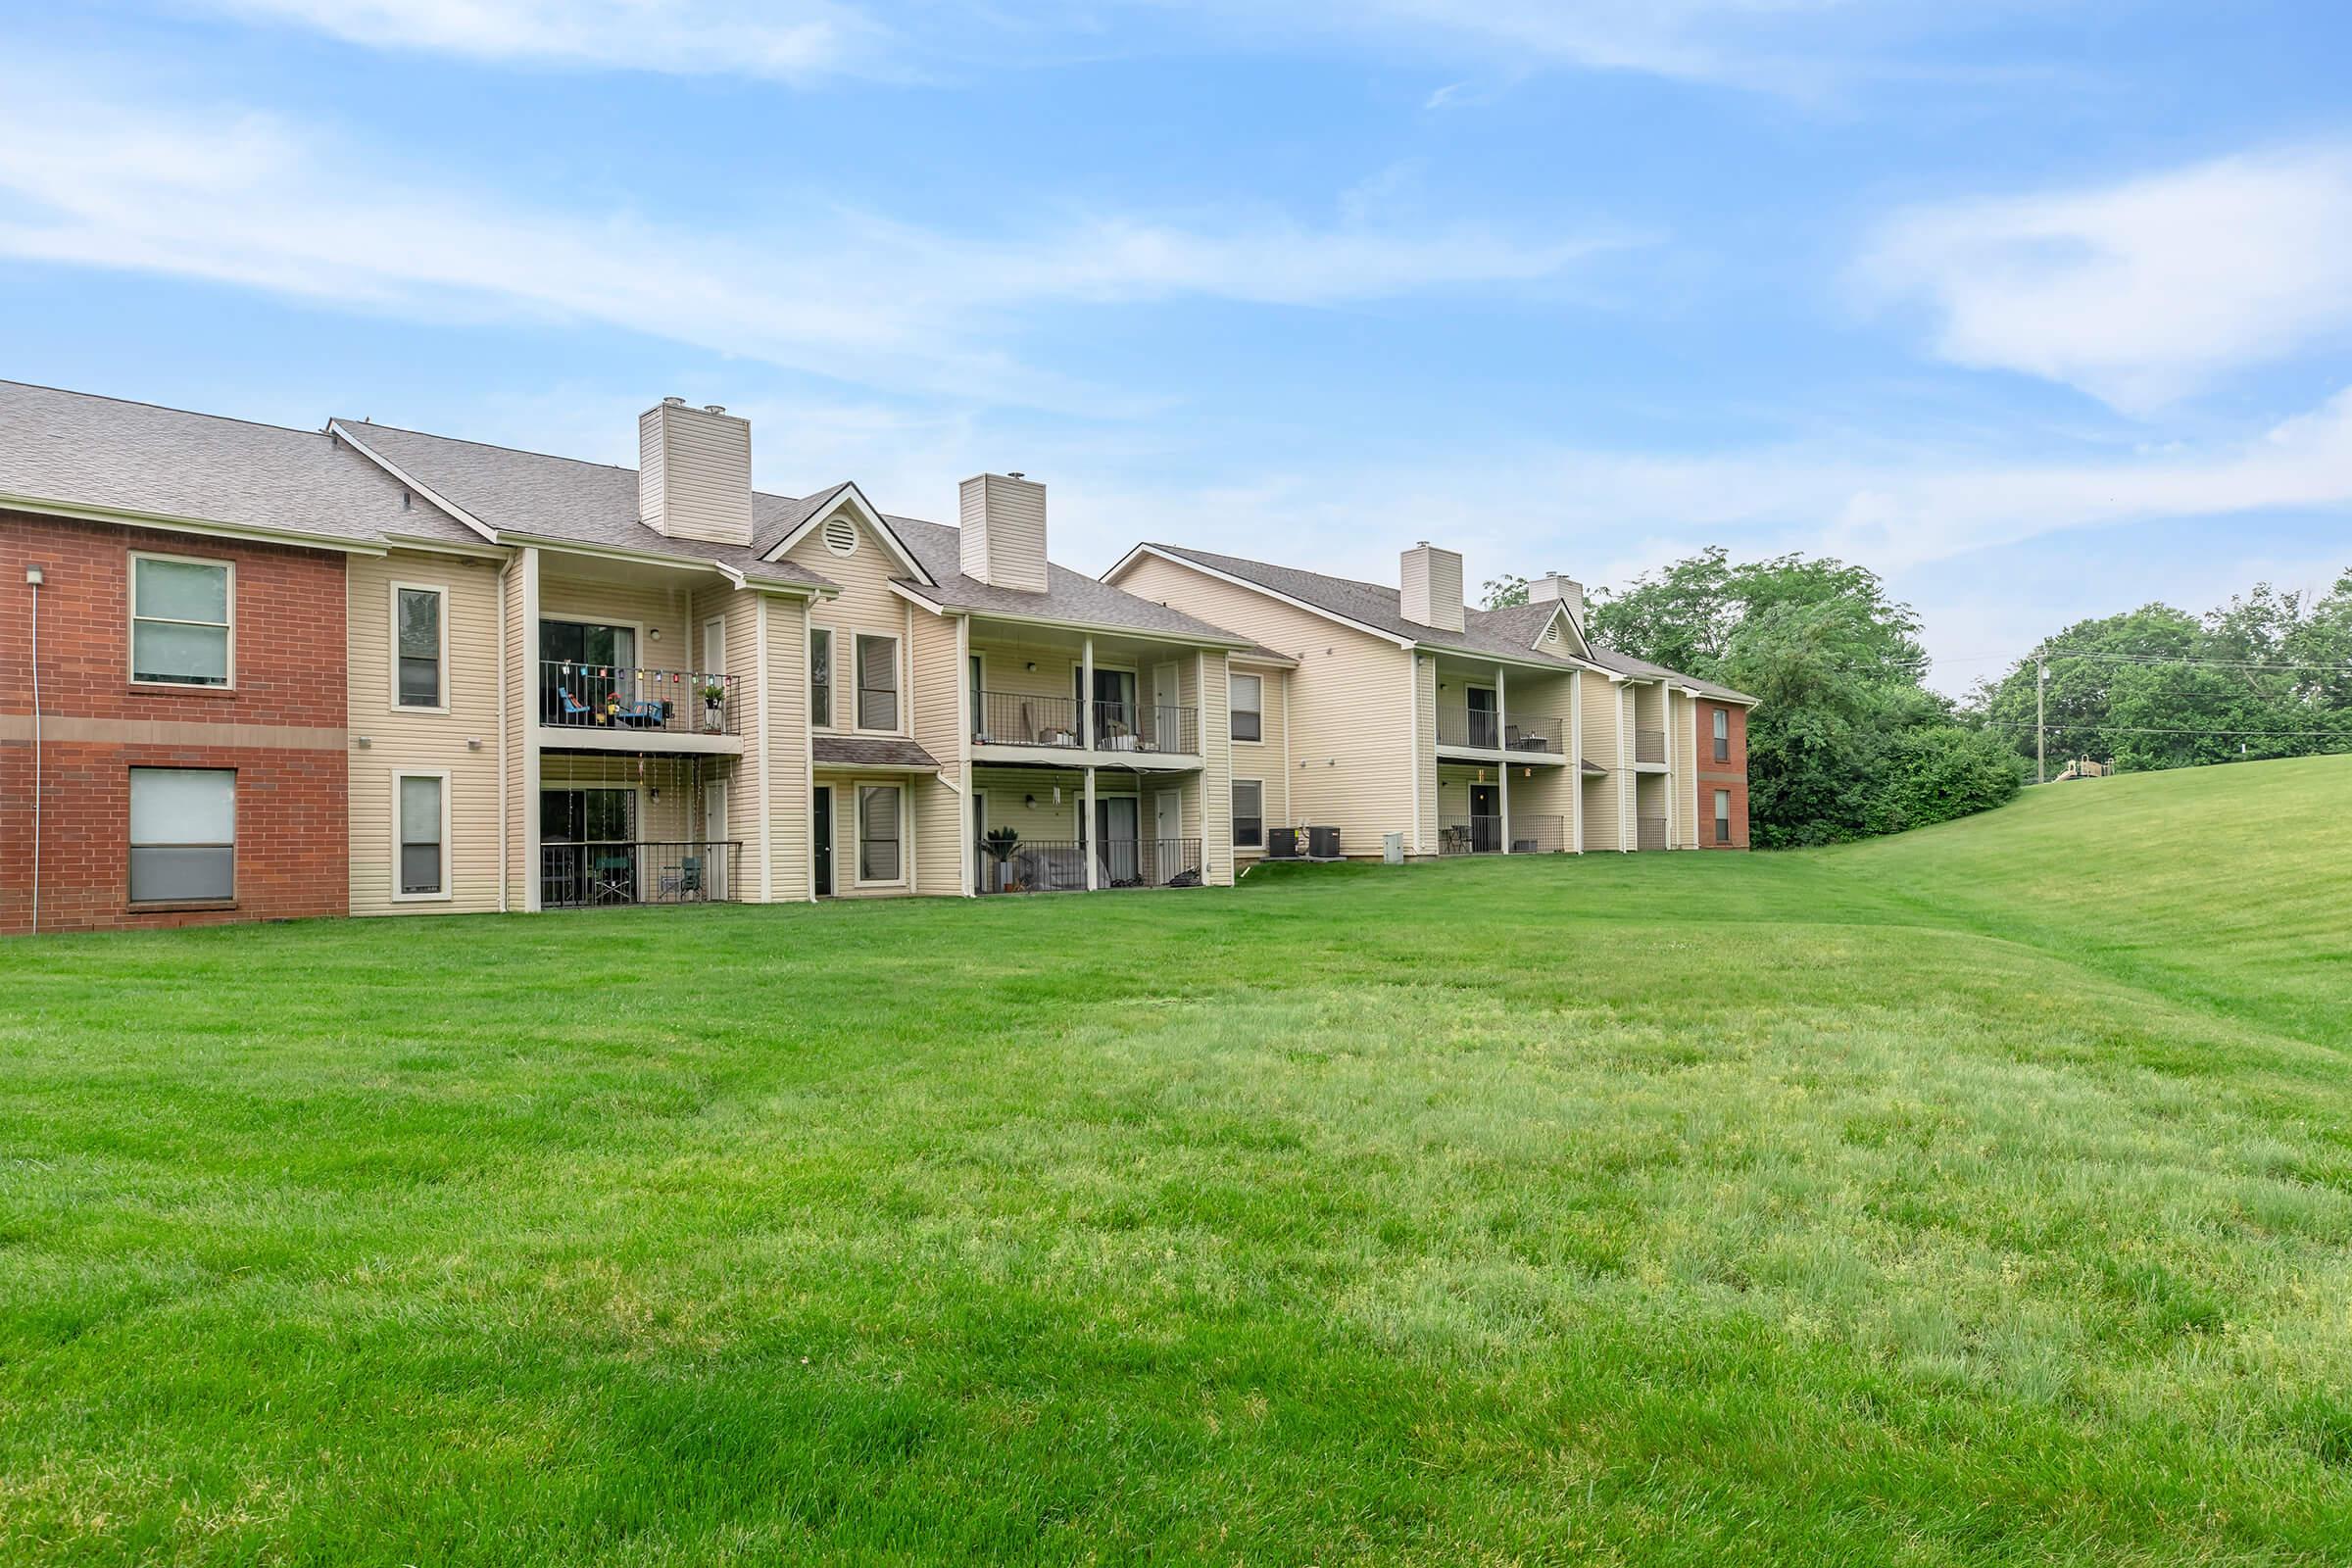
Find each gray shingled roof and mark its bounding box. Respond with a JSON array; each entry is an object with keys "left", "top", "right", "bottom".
[
  {"left": 888, "top": 515, "right": 1254, "bottom": 647},
  {"left": 1137, "top": 543, "right": 1756, "bottom": 701},
  {"left": 333, "top": 419, "right": 834, "bottom": 586},
  {"left": 0, "top": 380, "right": 476, "bottom": 548},
  {"left": 812, "top": 735, "right": 940, "bottom": 769}
]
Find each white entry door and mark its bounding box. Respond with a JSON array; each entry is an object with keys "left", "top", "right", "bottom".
[
  {"left": 1152, "top": 662, "right": 1181, "bottom": 748},
  {"left": 1152, "top": 790, "right": 1181, "bottom": 884},
  {"left": 703, "top": 781, "right": 728, "bottom": 899}
]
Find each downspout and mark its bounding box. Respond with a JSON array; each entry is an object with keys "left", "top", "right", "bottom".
[
  {"left": 495, "top": 554, "right": 513, "bottom": 912},
  {"left": 24, "top": 564, "right": 43, "bottom": 934}
]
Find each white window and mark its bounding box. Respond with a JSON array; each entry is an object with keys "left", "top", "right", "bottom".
[
  {"left": 1229, "top": 672, "right": 1262, "bottom": 743},
  {"left": 858, "top": 784, "right": 903, "bottom": 883},
  {"left": 1714, "top": 789, "right": 1733, "bottom": 844},
  {"left": 1231, "top": 780, "right": 1263, "bottom": 848},
  {"left": 129, "top": 553, "right": 232, "bottom": 687},
  {"left": 856, "top": 633, "right": 900, "bottom": 730},
  {"left": 396, "top": 772, "right": 450, "bottom": 899},
  {"left": 128, "top": 767, "right": 235, "bottom": 903},
  {"left": 809, "top": 627, "right": 833, "bottom": 727},
  {"left": 393, "top": 583, "right": 446, "bottom": 710},
  {"left": 1712, "top": 707, "right": 1731, "bottom": 762}
]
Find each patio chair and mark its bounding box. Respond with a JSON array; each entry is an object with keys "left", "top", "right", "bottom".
[
  {"left": 591, "top": 852, "right": 635, "bottom": 906},
  {"left": 556, "top": 687, "right": 595, "bottom": 724},
  {"left": 656, "top": 857, "right": 705, "bottom": 901}
]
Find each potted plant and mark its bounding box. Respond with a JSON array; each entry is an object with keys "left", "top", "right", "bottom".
[
  {"left": 982, "top": 826, "right": 1020, "bottom": 892},
  {"left": 701, "top": 680, "right": 726, "bottom": 732}
]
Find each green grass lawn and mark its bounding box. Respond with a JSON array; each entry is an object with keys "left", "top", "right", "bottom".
[{"left": 6, "top": 757, "right": 2351, "bottom": 1565}]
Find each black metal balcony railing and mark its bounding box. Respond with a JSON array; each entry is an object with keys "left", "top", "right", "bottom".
[
  {"left": 1637, "top": 815, "right": 1670, "bottom": 851},
  {"left": 974, "top": 691, "right": 1082, "bottom": 749},
  {"left": 1634, "top": 728, "right": 1666, "bottom": 764},
  {"left": 540, "top": 841, "right": 742, "bottom": 908},
  {"left": 1512, "top": 813, "right": 1567, "bottom": 854},
  {"left": 1437, "top": 707, "right": 1563, "bottom": 753},
  {"left": 1093, "top": 701, "right": 1200, "bottom": 756},
  {"left": 542, "top": 662, "right": 736, "bottom": 737},
  {"left": 1438, "top": 814, "right": 1503, "bottom": 856},
  {"left": 973, "top": 838, "right": 1204, "bottom": 894}
]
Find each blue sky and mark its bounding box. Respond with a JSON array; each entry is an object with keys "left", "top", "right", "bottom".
[{"left": 5, "top": 2, "right": 2351, "bottom": 692}]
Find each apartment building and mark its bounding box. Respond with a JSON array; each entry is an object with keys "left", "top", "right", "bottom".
[
  {"left": 1105, "top": 542, "right": 1756, "bottom": 859},
  {"left": 3, "top": 382, "right": 1256, "bottom": 933}
]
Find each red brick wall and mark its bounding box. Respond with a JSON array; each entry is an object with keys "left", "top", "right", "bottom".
[
  {"left": 2, "top": 511, "right": 349, "bottom": 933},
  {"left": 1694, "top": 701, "right": 1750, "bottom": 851}
]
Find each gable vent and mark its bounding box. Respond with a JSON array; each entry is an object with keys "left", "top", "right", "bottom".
[
  {"left": 822, "top": 514, "right": 858, "bottom": 556},
  {"left": 1544, "top": 623, "right": 1560, "bottom": 644}
]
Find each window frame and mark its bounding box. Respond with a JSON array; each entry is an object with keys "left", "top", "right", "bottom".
[
  {"left": 390, "top": 580, "right": 450, "bottom": 713},
  {"left": 808, "top": 625, "right": 834, "bottom": 729},
  {"left": 1229, "top": 670, "right": 1263, "bottom": 744},
  {"left": 392, "top": 769, "right": 454, "bottom": 902},
  {"left": 1714, "top": 788, "right": 1733, "bottom": 844},
  {"left": 127, "top": 550, "right": 235, "bottom": 690},
  {"left": 1231, "top": 779, "right": 1264, "bottom": 850},
  {"left": 856, "top": 782, "right": 906, "bottom": 887},
  {"left": 855, "top": 632, "right": 902, "bottom": 732},
  {"left": 126, "top": 766, "right": 237, "bottom": 906},
  {"left": 1712, "top": 707, "right": 1730, "bottom": 763}
]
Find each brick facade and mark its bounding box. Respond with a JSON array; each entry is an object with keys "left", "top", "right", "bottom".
[
  {"left": 2, "top": 510, "right": 349, "bottom": 933},
  {"left": 1693, "top": 699, "right": 1750, "bottom": 850}
]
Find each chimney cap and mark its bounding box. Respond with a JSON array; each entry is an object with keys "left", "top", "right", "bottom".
[
  {"left": 1006, "top": 471, "right": 1025, "bottom": 480},
  {"left": 662, "top": 395, "right": 685, "bottom": 406},
  {"left": 704, "top": 404, "right": 726, "bottom": 414}
]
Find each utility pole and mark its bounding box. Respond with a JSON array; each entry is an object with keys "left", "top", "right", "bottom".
[{"left": 2035, "top": 656, "right": 2047, "bottom": 785}]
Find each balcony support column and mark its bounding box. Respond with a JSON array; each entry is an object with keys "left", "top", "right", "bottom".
[
  {"left": 1495, "top": 663, "right": 1510, "bottom": 855},
  {"left": 1569, "top": 668, "right": 1584, "bottom": 853},
  {"left": 521, "top": 546, "right": 543, "bottom": 911},
  {"left": 1083, "top": 764, "right": 1099, "bottom": 891},
  {"left": 1081, "top": 634, "right": 1096, "bottom": 756}
]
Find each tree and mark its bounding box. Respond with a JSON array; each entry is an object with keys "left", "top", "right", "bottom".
[
  {"left": 1590, "top": 549, "right": 1996, "bottom": 848},
  {"left": 1481, "top": 573, "right": 1529, "bottom": 610}
]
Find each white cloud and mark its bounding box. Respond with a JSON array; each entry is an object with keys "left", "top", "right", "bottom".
[
  {"left": 1857, "top": 144, "right": 2352, "bottom": 413},
  {"left": 0, "top": 82, "right": 1622, "bottom": 412},
  {"left": 199, "top": 0, "right": 894, "bottom": 82}
]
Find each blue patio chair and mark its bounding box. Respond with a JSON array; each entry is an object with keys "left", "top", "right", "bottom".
[{"left": 557, "top": 687, "right": 595, "bottom": 723}]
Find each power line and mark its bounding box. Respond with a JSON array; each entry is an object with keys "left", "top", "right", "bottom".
[
  {"left": 1978, "top": 720, "right": 2352, "bottom": 739},
  {"left": 2032, "top": 648, "right": 2352, "bottom": 674}
]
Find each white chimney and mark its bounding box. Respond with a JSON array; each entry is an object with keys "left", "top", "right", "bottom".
[
  {"left": 1399, "top": 542, "right": 1464, "bottom": 633},
  {"left": 638, "top": 397, "right": 753, "bottom": 548},
  {"left": 1529, "top": 571, "right": 1586, "bottom": 622},
  {"left": 957, "top": 472, "right": 1049, "bottom": 592}
]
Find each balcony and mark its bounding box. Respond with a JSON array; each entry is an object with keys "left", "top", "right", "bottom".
[
  {"left": 974, "top": 691, "right": 1082, "bottom": 749},
  {"left": 539, "top": 840, "right": 742, "bottom": 908},
  {"left": 1436, "top": 706, "right": 1564, "bottom": 757},
  {"left": 1439, "top": 812, "right": 1566, "bottom": 855},
  {"left": 973, "top": 837, "right": 1204, "bottom": 893},
  {"left": 1634, "top": 728, "right": 1666, "bottom": 765},
  {"left": 541, "top": 661, "right": 737, "bottom": 741},
  {"left": 1093, "top": 700, "right": 1199, "bottom": 757},
  {"left": 971, "top": 692, "right": 1200, "bottom": 759}
]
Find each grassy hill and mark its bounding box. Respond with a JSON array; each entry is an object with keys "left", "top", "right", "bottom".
[{"left": 4, "top": 757, "right": 2349, "bottom": 1564}]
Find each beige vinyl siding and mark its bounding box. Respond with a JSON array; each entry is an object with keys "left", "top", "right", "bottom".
[
  {"left": 691, "top": 581, "right": 766, "bottom": 883},
  {"left": 958, "top": 473, "right": 1049, "bottom": 592},
  {"left": 1111, "top": 554, "right": 1416, "bottom": 858},
  {"left": 1670, "top": 690, "right": 1698, "bottom": 848},
  {"left": 1200, "top": 650, "right": 1233, "bottom": 885},
  {"left": 816, "top": 768, "right": 931, "bottom": 899},
  {"left": 1227, "top": 659, "right": 1286, "bottom": 858},
  {"left": 1411, "top": 652, "right": 1438, "bottom": 855},
  {"left": 789, "top": 509, "right": 910, "bottom": 737},
  {"left": 503, "top": 552, "right": 530, "bottom": 906},
  {"left": 640, "top": 402, "right": 754, "bottom": 547},
  {"left": 1580, "top": 673, "right": 1622, "bottom": 852},
  {"left": 908, "top": 605, "right": 964, "bottom": 896},
  {"left": 972, "top": 766, "right": 1100, "bottom": 846},
  {"left": 347, "top": 550, "right": 505, "bottom": 915},
  {"left": 762, "top": 593, "right": 810, "bottom": 901},
  {"left": 538, "top": 571, "right": 694, "bottom": 669}
]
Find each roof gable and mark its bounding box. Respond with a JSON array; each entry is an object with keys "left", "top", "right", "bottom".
[{"left": 762, "top": 481, "right": 934, "bottom": 584}]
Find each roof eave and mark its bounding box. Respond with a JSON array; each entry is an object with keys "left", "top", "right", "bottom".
[
  {"left": 328, "top": 420, "right": 501, "bottom": 545},
  {"left": 0, "top": 491, "right": 389, "bottom": 557}
]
